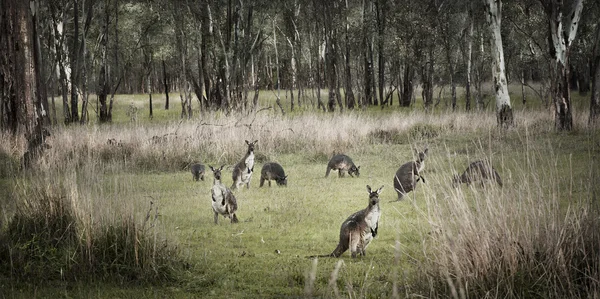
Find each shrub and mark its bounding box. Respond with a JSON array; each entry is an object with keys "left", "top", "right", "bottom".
[{"left": 0, "top": 174, "right": 180, "bottom": 284}]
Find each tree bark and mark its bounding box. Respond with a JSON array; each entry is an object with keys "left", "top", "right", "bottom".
[
  {"left": 400, "top": 59, "right": 413, "bottom": 107},
  {"left": 70, "top": 0, "right": 80, "bottom": 123},
  {"left": 484, "top": 0, "right": 513, "bottom": 128},
  {"left": 466, "top": 11, "right": 474, "bottom": 111},
  {"left": 375, "top": 0, "right": 385, "bottom": 108},
  {"left": 541, "top": 0, "right": 583, "bottom": 131},
  {"left": 341, "top": 0, "right": 355, "bottom": 109},
  {"left": 0, "top": 0, "right": 47, "bottom": 166},
  {"left": 162, "top": 59, "right": 169, "bottom": 109},
  {"left": 98, "top": 0, "right": 110, "bottom": 122},
  {"left": 589, "top": 21, "right": 600, "bottom": 125}
]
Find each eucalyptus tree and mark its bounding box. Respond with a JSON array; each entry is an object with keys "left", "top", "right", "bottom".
[
  {"left": 538, "top": 0, "right": 583, "bottom": 131},
  {"left": 1, "top": 0, "right": 48, "bottom": 166},
  {"left": 590, "top": 19, "right": 600, "bottom": 125},
  {"left": 483, "top": 0, "right": 513, "bottom": 128}
]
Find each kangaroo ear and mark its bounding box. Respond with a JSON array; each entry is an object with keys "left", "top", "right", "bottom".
[
  {"left": 219, "top": 165, "right": 225, "bottom": 171},
  {"left": 245, "top": 140, "right": 250, "bottom": 145},
  {"left": 366, "top": 185, "right": 372, "bottom": 194},
  {"left": 376, "top": 185, "right": 384, "bottom": 194},
  {"left": 209, "top": 165, "right": 214, "bottom": 171},
  {"left": 253, "top": 140, "right": 258, "bottom": 144},
  {"left": 357, "top": 165, "right": 360, "bottom": 169},
  {"left": 424, "top": 148, "right": 429, "bottom": 154}
]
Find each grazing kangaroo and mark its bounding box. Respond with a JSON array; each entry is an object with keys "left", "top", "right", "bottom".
[
  {"left": 310, "top": 185, "right": 384, "bottom": 258},
  {"left": 325, "top": 154, "right": 360, "bottom": 178},
  {"left": 232, "top": 140, "right": 258, "bottom": 190},
  {"left": 260, "top": 162, "right": 288, "bottom": 187},
  {"left": 209, "top": 165, "right": 239, "bottom": 224},
  {"left": 190, "top": 163, "right": 206, "bottom": 181},
  {"left": 393, "top": 148, "right": 428, "bottom": 201},
  {"left": 452, "top": 160, "right": 503, "bottom": 188}
]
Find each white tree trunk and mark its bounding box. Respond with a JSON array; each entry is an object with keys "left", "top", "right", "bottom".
[{"left": 484, "top": 0, "right": 513, "bottom": 127}]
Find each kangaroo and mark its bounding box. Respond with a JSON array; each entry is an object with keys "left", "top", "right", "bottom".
[
  {"left": 452, "top": 160, "right": 503, "bottom": 188},
  {"left": 393, "top": 148, "right": 428, "bottom": 201},
  {"left": 260, "top": 162, "right": 288, "bottom": 187},
  {"left": 310, "top": 185, "right": 384, "bottom": 258},
  {"left": 190, "top": 163, "right": 206, "bottom": 181},
  {"left": 231, "top": 140, "right": 257, "bottom": 190},
  {"left": 325, "top": 154, "right": 360, "bottom": 178},
  {"left": 209, "top": 165, "right": 239, "bottom": 224}
]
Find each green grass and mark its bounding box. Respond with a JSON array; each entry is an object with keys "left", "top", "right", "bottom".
[{"left": 2, "top": 86, "right": 600, "bottom": 297}]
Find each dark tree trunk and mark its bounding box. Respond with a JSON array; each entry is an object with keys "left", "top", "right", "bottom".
[
  {"left": 0, "top": 0, "right": 47, "bottom": 166},
  {"left": 400, "top": 60, "right": 413, "bottom": 107},
  {"left": 590, "top": 22, "right": 600, "bottom": 125},
  {"left": 375, "top": 0, "right": 385, "bottom": 107},
  {"left": 98, "top": 0, "right": 110, "bottom": 122},
  {"left": 163, "top": 59, "right": 169, "bottom": 109},
  {"left": 31, "top": 1, "right": 50, "bottom": 126},
  {"left": 362, "top": 0, "right": 373, "bottom": 107},
  {"left": 70, "top": 0, "right": 80, "bottom": 123}
]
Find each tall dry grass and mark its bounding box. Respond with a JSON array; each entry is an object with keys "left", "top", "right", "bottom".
[
  {"left": 0, "top": 136, "right": 180, "bottom": 283},
  {"left": 1, "top": 108, "right": 597, "bottom": 293},
  {"left": 413, "top": 128, "right": 600, "bottom": 298},
  {"left": 37, "top": 109, "right": 563, "bottom": 172}
]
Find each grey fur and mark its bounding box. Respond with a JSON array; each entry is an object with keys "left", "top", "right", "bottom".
[
  {"left": 311, "top": 185, "right": 383, "bottom": 258},
  {"left": 260, "top": 162, "right": 288, "bottom": 187},
  {"left": 190, "top": 163, "right": 205, "bottom": 181},
  {"left": 232, "top": 140, "right": 258, "bottom": 190},
  {"left": 209, "top": 165, "right": 239, "bottom": 224},
  {"left": 452, "top": 160, "right": 503, "bottom": 188},
  {"left": 393, "top": 148, "right": 428, "bottom": 201},
  {"left": 325, "top": 154, "right": 360, "bottom": 178}
]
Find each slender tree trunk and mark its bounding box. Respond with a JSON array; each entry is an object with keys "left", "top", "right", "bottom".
[
  {"left": 162, "top": 59, "right": 169, "bottom": 109},
  {"left": 484, "top": 0, "right": 513, "bottom": 128},
  {"left": 273, "top": 20, "right": 285, "bottom": 114},
  {"left": 70, "top": 0, "right": 80, "bottom": 123},
  {"left": 49, "top": 8, "right": 71, "bottom": 124},
  {"left": 465, "top": 9, "right": 474, "bottom": 111},
  {"left": 400, "top": 59, "right": 413, "bottom": 107},
  {"left": 375, "top": 0, "right": 385, "bottom": 107},
  {"left": 98, "top": 0, "right": 109, "bottom": 122},
  {"left": 589, "top": 21, "right": 600, "bottom": 125},
  {"left": 31, "top": 0, "right": 49, "bottom": 126},
  {"left": 362, "top": 0, "right": 374, "bottom": 107}
]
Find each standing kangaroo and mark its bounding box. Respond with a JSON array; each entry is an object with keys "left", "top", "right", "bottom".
[
  {"left": 393, "top": 148, "right": 428, "bottom": 201},
  {"left": 452, "top": 160, "right": 503, "bottom": 188},
  {"left": 232, "top": 140, "right": 258, "bottom": 190},
  {"left": 260, "top": 162, "right": 288, "bottom": 187},
  {"left": 325, "top": 154, "right": 360, "bottom": 178},
  {"left": 310, "top": 185, "right": 384, "bottom": 258},
  {"left": 209, "top": 165, "right": 239, "bottom": 224},
  {"left": 190, "top": 163, "right": 206, "bottom": 181}
]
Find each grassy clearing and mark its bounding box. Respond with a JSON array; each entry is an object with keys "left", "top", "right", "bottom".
[{"left": 1, "top": 89, "right": 600, "bottom": 297}]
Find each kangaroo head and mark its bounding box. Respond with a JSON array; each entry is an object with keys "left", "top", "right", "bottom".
[
  {"left": 245, "top": 140, "right": 258, "bottom": 154},
  {"left": 366, "top": 185, "right": 384, "bottom": 206},
  {"left": 209, "top": 165, "right": 225, "bottom": 180},
  {"left": 349, "top": 165, "right": 360, "bottom": 177},
  {"left": 417, "top": 148, "right": 428, "bottom": 162},
  {"left": 276, "top": 175, "right": 288, "bottom": 186}
]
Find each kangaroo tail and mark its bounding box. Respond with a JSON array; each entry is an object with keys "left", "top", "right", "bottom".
[
  {"left": 493, "top": 170, "right": 503, "bottom": 187},
  {"left": 306, "top": 242, "right": 346, "bottom": 259}
]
